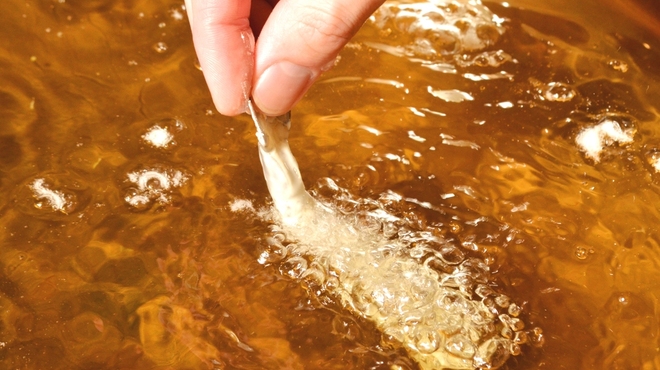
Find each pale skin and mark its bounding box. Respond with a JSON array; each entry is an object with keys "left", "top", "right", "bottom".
[{"left": 185, "top": 0, "right": 385, "bottom": 116}]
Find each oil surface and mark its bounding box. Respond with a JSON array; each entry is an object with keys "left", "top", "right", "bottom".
[{"left": 0, "top": 0, "right": 659, "bottom": 369}]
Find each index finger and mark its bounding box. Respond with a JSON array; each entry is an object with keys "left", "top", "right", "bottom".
[{"left": 187, "top": 0, "right": 255, "bottom": 115}]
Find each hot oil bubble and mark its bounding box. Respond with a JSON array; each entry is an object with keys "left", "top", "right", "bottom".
[
  {"left": 608, "top": 59, "right": 629, "bottom": 72},
  {"left": 499, "top": 314, "right": 525, "bottom": 332},
  {"left": 543, "top": 82, "right": 576, "bottom": 102},
  {"left": 423, "top": 255, "right": 450, "bottom": 273},
  {"left": 382, "top": 221, "right": 399, "bottom": 238},
  {"left": 575, "top": 116, "right": 636, "bottom": 162},
  {"left": 475, "top": 284, "right": 495, "bottom": 299},
  {"left": 494, "top": 294, "right": 510, "bottom": 308},
  {"left": 410, "top": 276, "right": 434, "bottom": 302},
  {"left": 129, "top": 117, "right": 191, "bottom": 154},
  {"left": 476, "top": 23, "right": 503, "bottom": 46},
  {"left": 483, "top": 297, "right": 497, "bottom": 312},
  {"left": 279, "top": 255, "right": 308, "bottom": 279},
  {"left": 257, "top": 238, "right": 287, "bottom": 265},
  {"left": 393, "top": 9, "right": 418, "bottom": 33},
  {"left": 384, "top": 326, "right": 406, "bottom": 344},
  {"left": 31, "top": 178, "right": 74, "bottom": 213},
  {"left": 353, "top": 284, "right": 377, "bottom": 315},
  {"left": 470, "top": 310, "right": 494, "bottom": 327},
  {"left": 445, "top": 333, "right": 476, "bottom": 358},
  {"left": 437, "top": 310, "right": 463, "bottom": 335},
  {"left": 454, "top": 50, "right": 513, "bottom": 68},
  {"left": 513, "top": 331, "right": 528, "bottom": 344},
  {"left": 507, "top": 303, "right": 522, "bottom": 317},
  {"left": 574, "top": 246, "right": 589, "bottom": 260},
  {"left": 301, "top": 261, "right": 327, "bottom": 285},
  {"left": 412, "top": 328, "right": 441, "bottom": 354},
  {"left": 331, "top": 315, "right": 362, "bottom": 342},
  {"left": 409, "top": 245, "right": 427, "bottom": 259},
  {"left": 362, "top": 217, "right": 382, "bottom": 234},
  {"left": 645, "top": 148, "right": 660, "bottom": 172},
  {"left": 145, "top": 176, "right": 165, "bottom": 191},
  {"left": 123, "top": 167, "right": 187, "bottom": 210},
  {"left": 530, "top": 327, "right": 545, "bottom": 347},
  {"left": 474, "top": 338, "right": 511, "bottom": 368},
  {"left": 425, "top": 10, "right": 446, "bottom": 24},
  {"left": 14, "top": 174, "right": 91, "bottom": 220},
  {"left": 142, "top": 125, "right": 174, "bottom": 148},
  {"left": 324, "top": 275, "right": 339, "bottom": 290},
  {"left": 123, "top": 188, "right": 150, "bottom": 211},
  {"left": 509, "top": 342, "right": 522, "bottom": 356},
  {"left": 449, "top": 221, "right": 462, "bottom": 233},
  {"left": 153, "top": 42, "right": 168, "bottom": 53},
  {"left": 437, "top": 244, "right": 465, "bottom": 265},
  {"left": 370, "top": 243, "right": 397, "bottom": 260},
  {"left": 421, "top": 30, "right": 459, "bottom": 55}
]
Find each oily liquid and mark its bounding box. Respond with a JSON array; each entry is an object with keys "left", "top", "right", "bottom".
[{"left": 0, "top": 0, "right": 659, "bottom": 369}]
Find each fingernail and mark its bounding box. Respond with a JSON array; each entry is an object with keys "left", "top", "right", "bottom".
[{"left": 253, "top": 61, "right": 313, "bottom": 115}]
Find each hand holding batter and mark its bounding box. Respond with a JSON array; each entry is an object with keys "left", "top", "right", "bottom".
[{"left": 186, "top": 0, "right": 384, "bottom": 116}]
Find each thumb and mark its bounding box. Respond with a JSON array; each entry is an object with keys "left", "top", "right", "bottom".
[{"left": 252, "top": 0, "right": 384, "bottom": 115}]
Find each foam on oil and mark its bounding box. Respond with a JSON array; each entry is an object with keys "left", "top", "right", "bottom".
[{"left": 247, "top": 85, "right": 536, "bottom": 368}]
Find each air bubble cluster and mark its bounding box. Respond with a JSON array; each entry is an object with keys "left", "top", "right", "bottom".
[
  {"left": 541, "top": 82, "right": 576, "bottom": 102},
  {"left": 370, "top": 0, "right": 505, "bottom": 59},
  {"left": 261, "top": 178, "right": 539, "bottom": 369},
  {"left": 575, "top": 116, "right": 636, "bottom": 162},
  {"left": 14, "top": 173, "right": 91, "bottom": 220},
  {"left": 454, "top": 50, "right": 513, "bottom": 68},
  {"left": 142, "top": 125, "right": 174, "bottom": 148},
  {"left": 124, "top": 167, "right": 187, "bottom": 210},
  {"left": 30, "top": 178, "right": 74, "bottom": 213}
]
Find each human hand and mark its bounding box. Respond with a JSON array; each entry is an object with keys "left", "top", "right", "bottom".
[{"left": 185, "top": 0, "right": 385, "bottom": 116}]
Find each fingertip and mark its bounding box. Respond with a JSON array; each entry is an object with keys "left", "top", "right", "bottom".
[
  {"left": 252, "top": 61, "right": 315, "bottom": 115},
  {"left": 211, "top": 94, "right": 248, "bottom": 116},
  {"left": 188, "top": 0, "right": 254, "bottom": 116},
  {"left": 202, "top": 60, "right": 250, "bottom": 116}
]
